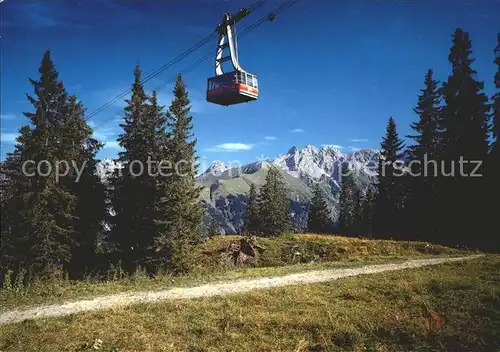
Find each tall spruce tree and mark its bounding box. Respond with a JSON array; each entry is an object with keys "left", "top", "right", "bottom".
[
  {"left": 207, "top": 217, "right": 221, "bottom": 236},
  {"left": 110, "top": 65, "right": 160, "bottom": 273},
  {"left": 338, "top": 162, "right": 355, "bottom": 235},
  {"left": 407, "top": 69, "right": 443, "bottom": 166},
  {"left": 441, "top": 29, "right": 490, "bottom": 164},
  {"left": 0, "top": 51, "right": 78, "bottom": 276},
  {"left": 373, "top": 117, "right": 405, "bottom": 239},
  {"left": 361, "top": 187, "right": 374, "bottom": 237},
  {"left": 307, "top": 183, "right": 331, "bottom": 234},
  {"left": 405, "top": 69, "right": 443, "bottom": 241},
  {"left": 492, "top": 34, "right": 500, "bottom": 166},
  {"left": 153, "top": 73, "right": 203, "bottom": 273},
  {"left": 259, "top": 166, "right": 291, "bottom": 236},
  {"left": 1, "top": 129, "right": 33, "bottom": 273},
  {"left": 439, "top": 28, "right": 490, "bottom": 247},
  {"left": 243, "top": 183, "right": 261, "bottom": 235},
  {"left": 487, "top": 34, "right": 500, "bottom": 251},
  {"left": 140, "top": 90, "right": 171, "bottom": 270},
  {"left": 61, "top": 95, "right": 107, "bottom": 278},
  {"left": 351, "top": 188, "right": 363, "bottom": 236}
]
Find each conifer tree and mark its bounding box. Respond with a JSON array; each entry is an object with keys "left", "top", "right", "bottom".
[
  {"left": 405, "top": 69, "right": 442, "bottom": 241},
  {"left": 208, "top": 217, "right": 221, "bottom": 236},
  {"left": 153, "top": 73, "right": 203, "bottom": 273},
  {"left": 338, "top": 163, "right": 355, "bottom": 235},
  {"left": 487, "top": 34, "right": 500, "bottom": 251},
  {"left": 1, "top": 130, "right": 32, "bottom": 273},
  {"left": 62, "top": 96, "right": 107, "bottom": 278},
  {"left": 110, "top": 65, "right": 159, "bottom": 273},
  {"left": 492, "top": 34, "right": 500, "bottom": 166},
  {"left": 110, "top": 85, "right": 171, "bottom": 273},
  {"left": 307, "top": 183, "right": 331, "bottom": 234},
  {"left": 361, "top": 187, "right": 374, "bottom": 237},
  {"left": 439, "top": 28, "right": 490, "bottom": 246},
  {"left": 407, "top": 69, "right": 443, "bottom": 167},
  {"left": 351, "top": 188, "right": 363, "bottom": 236},
  {"left": 139, "top": 90, "right": 171, "bottom": 270},
  {"left": 260, "top": 166, "right": 291, "bottom": 236},
  {"left": 0, "top": 51, "right": 78, "bottom": 276},
  {"left": 441, "top": 29, "right": 490, "bottom": 164},
  {"left": 243, "top": 183, "right": 261, "bottom": 235},
  {"left": 373, "top": 117, "right": 405, "bottom": 239},
  {"left": 489, "top": 35, "right": 500, "bottom": 182}
]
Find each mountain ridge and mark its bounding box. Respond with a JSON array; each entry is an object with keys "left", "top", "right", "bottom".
[{"left": 96, "top": 144, "right": 381, "bottom": 235}]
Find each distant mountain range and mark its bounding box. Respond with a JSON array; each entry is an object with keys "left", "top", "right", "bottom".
[{"left": 97, "top": 145, "right": 381, "bottom": 234}]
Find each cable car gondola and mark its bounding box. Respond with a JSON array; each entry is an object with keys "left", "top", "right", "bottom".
[{"left": 206, "top": 9, "right": 259, "bottom": 106}]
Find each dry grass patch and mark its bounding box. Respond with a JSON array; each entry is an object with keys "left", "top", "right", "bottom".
[
  {"left": 0, "top": 255, "right": 497, "bottom": 351},
  {"left": 1, "top": 234, "right": 469, "bottom": 311}
]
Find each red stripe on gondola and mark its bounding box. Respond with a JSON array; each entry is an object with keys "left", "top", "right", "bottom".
[{"left": 207, "top": 84, "right": 258, "bottom": 96}]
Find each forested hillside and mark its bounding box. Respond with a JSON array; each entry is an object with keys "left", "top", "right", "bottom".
[{"left": 1, "top": 28, "right": 499, "bottom": 286}]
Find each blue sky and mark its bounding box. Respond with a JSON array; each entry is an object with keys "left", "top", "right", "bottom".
[{"left": 1, "top": 0, "right": 499, "bottom": 171}]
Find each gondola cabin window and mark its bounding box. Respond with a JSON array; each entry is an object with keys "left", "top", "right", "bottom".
[{"left": 206, "top": 71, "right": 258, "bottom": 106}]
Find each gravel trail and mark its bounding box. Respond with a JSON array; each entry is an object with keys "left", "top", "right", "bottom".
[{"left": 0, "top": 255, "right": 482, "bottom": 325}]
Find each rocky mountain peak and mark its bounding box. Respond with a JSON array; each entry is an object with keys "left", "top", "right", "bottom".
[{"left": 205, "top": 160, "right": 229, "bottom": 175}]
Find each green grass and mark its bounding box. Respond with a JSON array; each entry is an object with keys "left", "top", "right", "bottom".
[
  {"left": 0, "top": 254, "right": 497, "bottom": 351},
  {"left": 0, "top": 234, "right": 472, "bottom": 312},
  {"left": 0, "top": 256, "right": 397, "bottom": 312},
  {"left": 190, "top": 233, "right": 470, "bottom": 270},
  {"left": 199, "top": 167, "right": 314, "bottom": 204}
]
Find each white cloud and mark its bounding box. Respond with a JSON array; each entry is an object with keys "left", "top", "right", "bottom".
[
  {"left": 102, "top": 141, "right": 121, "bottom": 149},
  {"left": 1, "top": 132, "right": 18, "bottom": 143},
  {"left": 350, "top": 138, "right": 369, "bottom": 143},
  {"left": 88, "top": 122, "right": 120, "bottom": 143},
  {"left": 348, "top": 146, "right": 361, "bottom": 151},
  {"left": 205, "top": 143, "right": 254, "bottom": 152},
  {"left": 0, "top": 114, "right": 16, "bottom": 120},
  {"left": 322, "top": 144, "right": 344, "bottom": 150},
  {"left": 88, "top": 121, "right": 121, "bottom": 150},
  {"left": 290, "top": 128, "right": 304, "bottom": 133},
  {"left": 264, "top": 136, "right": 277, "bottom": 141},
  {"left": 94, "top": 129, "right": 116, "bottom": 142}
]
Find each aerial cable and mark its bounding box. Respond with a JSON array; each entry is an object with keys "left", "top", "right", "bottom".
[
  {"left": 154, "top": 0, "right": 300, "bottom": 93},
  {"left": 92, "top": 0, "right": 303, "bottom": 128},
  {"left": 247, "top": 0, "right": 267, "bottom": 12},
  {"left": 85, "top": 33, "right": 216, "bottom": 121},
  {"left": 95, "top": 0, "right": 301, "bottom": 127},
  {"left": 85, "top": 0, "right": 267, "bottom": 121}
]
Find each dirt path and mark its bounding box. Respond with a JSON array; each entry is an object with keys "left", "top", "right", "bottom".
[{"left": 0, "top": 255, "right": 482, "bottom": 325}]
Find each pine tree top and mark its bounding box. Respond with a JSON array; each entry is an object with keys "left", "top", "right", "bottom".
[
  {"left": 412, "top": 69, "right": 441, "bottom": 115},
  {"left": 407, "top": 68, "right": 442, "bottom": 159},
  {"left": 381, "top": 117, "right": 405, "bottom": 160},
  {"left": 493, "top": 33, "right": 500, "bottom": 145},
  {"left": 170, "top": 73, "right": 190, "bottom": 112},
  {"left": 24, "top": 50, "right": 67, "bottom": 129},
  {"left": 495, "top": 33, "right": 499, "bottom": 91},
  {"left": 39, "top": 50, "right": 60, "bottom": 84},
  {"left": 448, "top": 28, "right": 475, "bottom": 73},
  {"left": 441, "top": 28, "right": 490, "bottom": 159}
]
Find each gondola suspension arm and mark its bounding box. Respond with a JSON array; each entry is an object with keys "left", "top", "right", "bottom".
[{"left": 214, "top": 8, "right": 251, "bottom": 76}]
